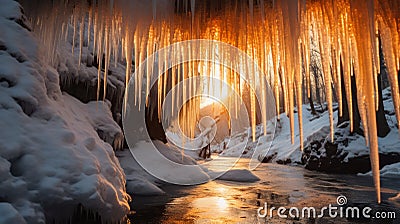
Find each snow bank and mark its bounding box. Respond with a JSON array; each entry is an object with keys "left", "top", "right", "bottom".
[
  {"left": 0, "top": 1, "right": 129, "bottom": 222},
  {"left": 217, "top": 105, "right": 332, "bottom": 163},
  {"left": 117, "top": 149, "right": 166, "bottom": 196},
  {"left": 389, "top": 193, "right": 400, "bottom": 203},
  {"left": 343, "top": 88, "right": 400, "bottom": 160},
  {"left": 299, "top": 88, "right": 400, "bottom": 173},
  {"left": 128, "top": 141, "right": 210, "bottom": 185},
  {"left": 218, "top": 92, "right": 400, "bottom": 173},
  {"left": 126, "top": 176, "right": 165, "bottom": 196},
  {"left": 0, "top": 203, "right": 27, "bottom": 224},
  {"left": 266, "top": 105, "right": 334, "bottom": 163},
  {"left": 359, "top": 162, "right": 400, "bottom": 178}
]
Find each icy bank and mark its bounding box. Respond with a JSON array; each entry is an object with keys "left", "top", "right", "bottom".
[
  {"left": 301, "top": 88, "right": 400, "bottom": 173},
  {"left": 216, "top": 105, "right": 332, "bottom": 163},
  {"left": 217, "top": 97, "right": 400, "bottom": 174},
  {"left": 359, "top": 162, "right": 400, "bottom": 179},
  {"left": 0, "top": 0, "right": 129, "bottom": 222}
]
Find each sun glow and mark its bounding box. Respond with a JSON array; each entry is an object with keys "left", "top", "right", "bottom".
[
  {"left": 192, "top": 197, "right": 229, "bottom": 211},
  {"left": 200, "top": 62, "right": 231, "bottom": 108}
]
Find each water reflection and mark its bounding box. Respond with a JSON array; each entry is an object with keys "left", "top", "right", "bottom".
[
  {"left": 129, "top": 158, "right": 400, "bottom": 223},
  {"left": 192, "top": 197, "right": 228, "bottom": 214}
]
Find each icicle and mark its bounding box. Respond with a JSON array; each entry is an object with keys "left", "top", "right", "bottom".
[
  {"left": 146, "top": 24, "right": 154, "bottom": 106},
  {"left": 134, "top": 29, "right": 140, "bottom": 106},
  {"left": 124, "top": 30, "right": 133, "bottom": 113},
  {"left": 72, "top": 14, "right": 77, "bottom": 54},
  {"left": 78, "top": 15, "right": 84, "bottom": 68},
  {"left": 152, "top": 0, "right": 157, "bottom": 20},
  {"left": 191, "top": 0, "right": 195, "bottom": 26},
  {"left": 103, "top": 23, "right": 111, "bottom": 101},
  {"left": 88, "top": 7, "right": 92, "bottom": 50}
]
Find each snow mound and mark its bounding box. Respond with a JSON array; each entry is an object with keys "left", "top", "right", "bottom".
[
  {"left": 359, "top": 162, "right": 400, "bottom": 178},
  {"left": 389, "top": 193, "right": 400, "bottom": 202},
  {"left": 119, "top": 139, "right": 216, "bottom": 191},
  {"left": 85, "top": 100, "right": 124, "bottom": 150},
  {"left": 0, "top": 203, "right": 27, "bottom": 224},
  {"left": 126, "top": 177, "right": 165, "bottom": 196},
  {"left": 129, "top": 141, "right": 210, "bottom": 185},
  {"left": 214, "top": 169, "right": 260, "bottom": 182},
  {"left": 117, "top": 149, "right": 166, "bottom": 196},
  {"left": 0, "top": 1, "right": 129, "bottom": 222}
]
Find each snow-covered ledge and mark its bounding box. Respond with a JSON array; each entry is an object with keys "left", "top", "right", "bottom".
[{"left": 0, "top": 0, "right": 130, "bottom": 222}]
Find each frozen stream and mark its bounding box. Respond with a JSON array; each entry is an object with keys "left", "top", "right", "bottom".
[{"left": 128, "top": 158, "right": 400, "bottom": 223}]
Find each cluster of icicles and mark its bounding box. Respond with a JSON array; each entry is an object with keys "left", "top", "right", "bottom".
[{"left": 21, "top": 0, "right": 399, "bottom": 203}]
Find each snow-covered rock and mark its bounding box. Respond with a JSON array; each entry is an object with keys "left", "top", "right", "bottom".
[
  {"left": 215, "top": 169, "right": 260, "bottom": 182},
  {"left": 300, "top": 89, "right": 400, "bottom": 173},
  {"left": 127, "top": 140, "right": 210, "bottom": 185},
  {"left": 166, "top": 131, "right": 210, "bottom": 160},
  {"left": 0, "top": 203, "right": 27, "bottom": 224},
  {"left": 126, "top": 177, "right": 165, "bottom": 196},
  {"left": 0, "top": 1, "right": 130, "bottom": 222},
  {"left": 116, "top": 149, "right": 166, "bottom": 196},
  {"left": 359, "top": 162, "right": 400, "bottom": 178},
  {"left": 85, "top": 99, "right": 124, "bottom": 150},
  {"left": 389, "top": 193, "right": 400, "bottom": 203},
  {"left": 55, "top": 16, "right": 127, "bottom": 127}
]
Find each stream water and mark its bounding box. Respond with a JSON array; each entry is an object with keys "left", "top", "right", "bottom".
[{"left": 128, "top": 158, "right": 400, "bottom": 224}]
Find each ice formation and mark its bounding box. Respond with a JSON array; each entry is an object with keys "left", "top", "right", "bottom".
[
  {"left": 19, "top": 0, "right": 400, "bottom": 203},
  {"left": 0, "top": 0, "right": 130, "bottom": 222}
]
